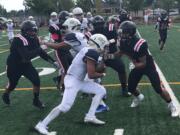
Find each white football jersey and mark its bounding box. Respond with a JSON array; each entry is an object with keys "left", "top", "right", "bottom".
[
  {"left": 67, "top": 47, "right": 100, "bottom": 81},
  {"left": 6, "top": 23, "right": 14, "bottom": 32},
  {"left": 64, "top": 31, "right": 88, "bottom": 56}
]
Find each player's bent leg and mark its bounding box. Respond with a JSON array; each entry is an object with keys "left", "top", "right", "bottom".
[
  {"left": 147, "top": 70, "right": 179, "bottom": 117},
  {"left": 35, "top": 75, "right": 80, "bottom": 134}
]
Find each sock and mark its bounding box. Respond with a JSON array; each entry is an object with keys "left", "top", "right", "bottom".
[
  {"left": 34, "top": 92, "right": 39, "bottom": 100},
  {"left": 41, "top": 106, "right": 61, "bottom": 126},
  {"left": 87, "top": 95, "right": 102, "bottom": 117}
]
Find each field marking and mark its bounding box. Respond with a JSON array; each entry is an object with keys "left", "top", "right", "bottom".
[
  {"left": 114, "top": 129, "right": 124, "bottom": 135},
  {"left": 0, "top": 44, "right": 8, "bottom": 47},
  {"left": 0, "top": 49, "right": 9, "bottom": 54},
  {"left": 137, "top": 29, "right": 180, "bottom": 116},
  {"left": 0, "top": 49, "right": 54, "bottom": 77},
  {"left": 0, "top": 82, "right": 180, "bottom": 91}
]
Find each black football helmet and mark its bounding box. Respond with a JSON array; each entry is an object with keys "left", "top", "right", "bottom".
[
  {"left": 119, "top": 9, "right": 128, "bottom": 17},
  {"left": 59, "top": 11, "right": 69, "bottom": 25},
  {"left": 160, "top": 10, "right": 168, "bottom": 20},
  {"left": 92, "top": 15, "right": 105, "bottom": 26},
  {"left": 21, "top": 20, "right": 38, "bottom": 38},
  {"left": 119, "top": 21, "right": 136, "bottom": 40}
]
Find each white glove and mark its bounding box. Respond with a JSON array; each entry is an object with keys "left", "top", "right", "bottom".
[{"left": 129, "top": 62, "right": 135, "bottom": 71}]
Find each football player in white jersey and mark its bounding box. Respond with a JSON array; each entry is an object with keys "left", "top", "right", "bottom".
[
  {"left": 72, "top": 7, "right": 92, "bottom": 33},
  {"left": 42, "top": 18, "right": 87, "bottom": 56},
  {"left": 35, "top": 34, "right": 109, "bottom": 135},
  {"left": 41, "top": 17, "right": 109, "bottom": 113},
  {"left": 6, "top": 19, "right": 14, "bottom": 44},
  {"left": 49, "top": 12, "right": 59, "bottom": 25}
]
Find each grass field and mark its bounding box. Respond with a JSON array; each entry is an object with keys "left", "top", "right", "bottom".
[{"left": 0, "top": 24, "right": 180, "bottom": 135}]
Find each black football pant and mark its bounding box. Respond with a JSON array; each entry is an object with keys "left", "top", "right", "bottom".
[
  {"left": 6, "top": 63, "right": 40, "bottom": 91},
  {"left": 128, "top": 67, "right": 163, "bottom": 94},
  {"left": 105, "top": 57, "right": 127, "bottom": 90},
  {"left": 159, "top": 30, "right": 167, "bottom": 44},
  {"left": 55, "top": 50, "right": 73, "bottom": 74}
]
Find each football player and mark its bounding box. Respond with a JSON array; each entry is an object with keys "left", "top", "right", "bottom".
[
  {"left": 49, "top": 10, "right": 73, "bottom": 92},
  {"left": 49, "top": 12, "right": 59, "bottom": 25},
  {"left": 6, "top": 19, "right": 14, "bottom": 44},
  {"left": 72, "top": 7, "right": 92, "bottom": 33},
  {"left": 2, "top": 21, "right": 56, "bottom": 108},
  {"left": 44, "top": 18, "right": 87, "bottom": 56},
  {"left": 105, "top": 21, "right": 179, "bottom": 117},
  {"left": 119, "top": 9, "right": 132, "bottom": 24},
  {"left": 90, "top": 15, "right": 130, "bottom": 97},
  {"left": 35, "top": 34, "right": 108, "bottom": 134},
  {"left": 155, "top": 10, "right": 171, "bottom": 50}
]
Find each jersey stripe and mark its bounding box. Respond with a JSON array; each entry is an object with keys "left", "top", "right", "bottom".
[
  {"left": 51, "top": 24, "right": 59, "bottom": 30},
  {"left": 16, "top": 34, "right": 28, "bottom": 46},
  {"left": 134, "top": 39, "right": 145, "bottom": 52}
]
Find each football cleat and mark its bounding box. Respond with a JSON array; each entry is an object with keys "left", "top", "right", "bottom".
[
  {"left": 168, "top": 102, "right": 179, "bottom": 117},
  {"left": 84, "top": 115, "right": 105, "bottom": 125},
  {"left": 33, "top": 99, "right": 45, "bottom": 109},
  {"left": 35, "top": 121, "right": 49, "bottom": 135},
  {"left": 95, "top": 105, "right": 109, "bottom": 113},
  {"left": 2, "top": 93, "right": 10, "bottom": 105},
  {"left": 130, "top": 94, "right": 144, "bottom": 108}
]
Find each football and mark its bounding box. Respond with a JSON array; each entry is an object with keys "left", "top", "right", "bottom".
[{"left": 96, "top": 62, "right": 106, "bottom": 73}]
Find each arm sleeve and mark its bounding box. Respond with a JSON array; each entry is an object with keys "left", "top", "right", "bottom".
[
  {"left": 39, "top": 49, "right": 55, "bottom": 64},
  {"left": 85, "top": 49, "right": 99, "bottom": 62},
  {"left": 64, "top": 33, "right": 81, "bottom": 47}
]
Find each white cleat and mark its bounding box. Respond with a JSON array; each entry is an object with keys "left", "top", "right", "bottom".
[
  {"left": 130, "top": 94, "right": 144, "bottom": 108},
  {"left": 35, "top": 121, "right": 49, "bottom": 135},
  {"left": 168, "top": 102, "right": 179, "bottom": 118},
  {"left": 84, "top": 116, "right": 105, "bottom": 125}
]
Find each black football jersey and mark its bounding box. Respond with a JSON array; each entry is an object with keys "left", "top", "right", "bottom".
[
  {"left": 119, "top": 36, "right": 154, "bottom": 69},
  {"left": 157, "top": 17, "right": 171, "bottom": 30}
]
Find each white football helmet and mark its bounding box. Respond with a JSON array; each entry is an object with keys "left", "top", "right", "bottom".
[
  {"left": 50, "top": 12, "right": 58, "bottom": 21},
  {"left": 62, "top": 18, "right": 81, "bottom": 32},
  {"left": 28, "top": 16, "right": 34, "bottom": 20},
  {"left": 51, "top": 12, "right": 57, "bottom": 17},
  {"left": 72, "top": 7, "right": 83, "bottom": 15},
  {"left": 88, "top": 34, "right": 109, "bottom": 50}
]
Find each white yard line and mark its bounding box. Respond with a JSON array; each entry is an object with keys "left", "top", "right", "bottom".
[
  {"left": 136, "top": 30, "right": 180, "bottom": 114},
  {"left": 0, "top": 49, "right": 9, "bottom": 54},
  {"left": 113, "top": 129, "right": 124, "bottom": 135},
  {"left": 0, "top": 50, "right": 54, "bottom": 77},
  {"left": 0, "top": 44, "right": 8, "bottom": 47}
]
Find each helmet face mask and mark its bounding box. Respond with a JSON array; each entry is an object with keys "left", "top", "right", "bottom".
[
  {"left": 62, "top": 18, "right": 81, "bottom": 33},
  {"left": 88, "top": 34, "right": 109, "bottom": 51},
  {"left": 118, "top": 21, "right": 136, "bottom": 41},
  {"left": 161, "top": 10, "right": 167, "bottom": 20},
  {"left": 21, "top": 21, "right": 38, "bottom": 38},
  {"left": 92, "top": 15, "right": 105, "bottom": 31}
]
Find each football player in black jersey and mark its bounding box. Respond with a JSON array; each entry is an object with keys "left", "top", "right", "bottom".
[
  {"left": 91, "top": 15, "right": 130, "bottom": 97},
  {"left": 2, "top": 21, "right": 56, "bottom": 108},
  {"left": 155, "top": 10, "right": 171, "bottom": 50},
  {"left": 49, "top": 10, "right": 73, "bottom": 92},
  {"left": 105, "top": 21, "right": 178, "bottom": 117},
  {"left": 119, "top": 9, "right": 132, "bottom": 24}
]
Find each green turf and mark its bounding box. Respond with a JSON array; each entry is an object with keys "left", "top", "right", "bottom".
[{"left": 0, "top": 25, "right": 180, "bottom": 135}]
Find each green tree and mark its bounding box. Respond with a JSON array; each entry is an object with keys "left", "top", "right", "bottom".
[
  {"left": 76, "top": 0, "right": 94, "bottom": 12},
  {"left": 158, "top": 0, "right": 175, "bottom": 12},
  {"left": 24, "top": 0, "right": 75, "bottom": 15},
  {"left": 128, "top": 0, "right": 144, "bottom": 13}
]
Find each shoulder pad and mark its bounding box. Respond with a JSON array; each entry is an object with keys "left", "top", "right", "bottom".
[
  {"left": 85, "top": 49, "right": 99, "bottom": 62},
  {"left": 134, "top": 39, "right": 146, "bottom": 52},
  {"left": 15, "top": 34, "right": 28, "bottom": 46},
  {"left": 50, "top": 24, "right": 59, "bottom": 30},
  {"left": 108, "top": 23, "right": 114, "bottom": 31}
]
